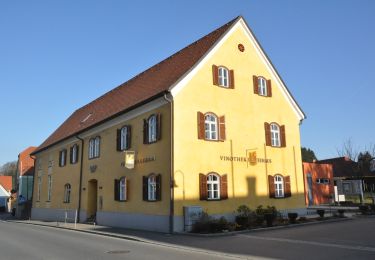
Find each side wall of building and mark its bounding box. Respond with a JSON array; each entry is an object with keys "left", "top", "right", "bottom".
[{"left": 32, "top": 101, "right": 172, "bottom": 232}]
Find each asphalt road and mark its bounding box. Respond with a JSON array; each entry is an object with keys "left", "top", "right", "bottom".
[
  {"left": 1, "top": 217, "right": 375, "bottom": 260},
  {"left": 0, "top": 220, "right": 236, "bottom": 260}
]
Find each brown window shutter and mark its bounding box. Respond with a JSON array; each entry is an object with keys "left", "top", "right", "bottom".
[
  {"left": 114, "top": 179, "right": 119, "bottom": 201},
  {"left": 116, "top": 129, "right": 121, "bottom": 151},
  {"left": 156, "top": 174, "right": 162, "bottom": 201},
  {"left": 69, "top": 146, "right": 73, "bottom": 164},
  {"left": 268, "top": 175, "right": 275, "bottom": 198},
  {"left": 156, "top": 113, "right": 162, "bottom": 141},
  {"left": 253, "top": 76, "right": 259, "bottom": 94},
  {"left": 264, "top": 122, "right": 271, "bottom": 146},
  {"left": 229, "top": 70, "right": 235, "bottom": 89},
  {"left": 280, "top": 125, "right": 286, "bottom": 147},
  {"left": 59, "top": 151, "right": 62, "bottom": 167},
  {"left": 284, "top": 175, "right": 291, "bottom": 197},
  {"left": 63, "top": 149, "right": 67, "bottom": 166},
  {"left": 126, "top": 126, "right": 131, "bottom": 149},
  {"left": 199, "top": 173, "right": 208, "bottom": 200},
  {"left": 125, "top": 178, "right": 129, "bottom": 201},
  {"left": 219, "top": 115, "right": 226, "bottom": 141},
  {"left": 143, "top": 119, "right": 148, "bottom": 144},
  {"left": 75, "top": 145, "right": 79, "bottom": 163},
  {"left": 142, "top": 176, "right": 148, "bottom": 201},
  {"left": 220, "top": 174, "right": 228, "bottom": 200},
  {"left": 212, "top": 65, "right": 219, "bottom": 86},
  {"left": 197, "top": 112, "right": 205, "bottom": 139},
  {"left": 267, "top": 79, "right": 272, "bottom": 97}
]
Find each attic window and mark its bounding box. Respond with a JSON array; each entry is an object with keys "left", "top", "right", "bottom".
[{"left": 81, "top": 113, "right": 92, "bottom": 124}]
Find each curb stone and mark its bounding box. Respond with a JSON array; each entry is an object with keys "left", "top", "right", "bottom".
[{"left": 179, "top": 217, "right": 353, "bottom": 237}]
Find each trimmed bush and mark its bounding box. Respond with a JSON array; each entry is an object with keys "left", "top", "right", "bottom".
[
  {"left": 359, "top": 205, "right": 370, "bottom": 215},
  {"left": 288, "top": 213, "right": 298, "bottom": 224},
  {"left": 192, "top": 213, "right": 230, "bottom": 233},
  {"left": 235, "top": 205, "right": 256, "bottom": 229},
  {"left": 337, "top": 209, "right": 345, "bottom": 217},
  {"left": 317, "top": 209, "right": 325, "bottom": 218}
]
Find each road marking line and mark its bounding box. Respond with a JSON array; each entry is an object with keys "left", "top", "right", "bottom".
[{"left": 240, "top": 235, "right": 375, "bottom": 253}]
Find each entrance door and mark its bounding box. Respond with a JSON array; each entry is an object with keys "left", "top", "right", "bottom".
[
  {"left": 307, "top": 173, "right": 313, "bottom": 205},
  {"left": 87, "top": 179, "right": 98, "bottom": 221}
]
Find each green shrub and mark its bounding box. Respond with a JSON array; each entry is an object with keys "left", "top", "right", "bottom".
[
  {"left": 235, "top": 205, "right": 256, "bottom": 229},
  {"left": 288, "top": 213, "right": 298, "bottom": 223},
  {"left": 359, "top": 205, "right": 370, "bottom": 215},
  {"left": 337, "top": 209, "right": 345, "bottom": 217},
  {"left": 191, "top": 213, "right": 230, "bottom": 233},
  {"left": 255, "top": 205, "right": 279, "bottom": 227}
]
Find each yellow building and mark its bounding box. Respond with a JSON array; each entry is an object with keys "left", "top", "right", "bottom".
[{"left": 31, "top": 16, "right": 306, "bottom": 232}]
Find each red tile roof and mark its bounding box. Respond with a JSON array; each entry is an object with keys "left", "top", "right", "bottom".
[
  {"left": 0, "top": 176, "right": 12, "bottom": 192},
  {"left": 317, "top": 157, "right": 359, "bottom": 178},
  {"left": 33, "top": 16, "right": 240, "bottom": 155},
  {"left": 18, "top": 146, "right": 37, "bottom": 176}
]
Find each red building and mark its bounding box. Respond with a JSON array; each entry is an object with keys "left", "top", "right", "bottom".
[{"left": 303, "top": 162, "right": 334, "bottom": 205}]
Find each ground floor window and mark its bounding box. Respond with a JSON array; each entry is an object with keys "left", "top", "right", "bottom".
[
  {"left": 47, "top": 175, "right": 52, "bottom": 201},
  {"left": 142, "top": 174, "right": 161, "bottom": 201},
  {"left": 268, "top": 174, "right": 291, "bottom": 198},
  {"left": 199, "top": 172, "right": 228, "bottom": 200},
  {"left": 63, "top": 183, "right": 71, "bottom": 203}
]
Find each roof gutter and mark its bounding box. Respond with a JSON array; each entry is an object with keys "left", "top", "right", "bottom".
[{"left": 163, "top": 92, "right": 174, "bottom": 233}]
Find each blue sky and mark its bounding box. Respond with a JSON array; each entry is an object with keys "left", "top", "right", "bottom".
[{"left": 0, "top": 0, "right": 374, "bottom": 165}]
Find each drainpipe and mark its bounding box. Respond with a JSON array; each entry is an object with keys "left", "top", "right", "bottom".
[
  {"left": 163, "top": 92, "right": 174, "bottom": 233},
  {"left": 29, "top": 154, "right": 36, "bottom": 219},
  {"left": 76, "top": 135, "right": 84, "bottom": 223}
]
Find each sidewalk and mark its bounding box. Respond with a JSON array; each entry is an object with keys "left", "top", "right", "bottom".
[{"left": 0, "top": 211, "right": 357, "bottom": 241}]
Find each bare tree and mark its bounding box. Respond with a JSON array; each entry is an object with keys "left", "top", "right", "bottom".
[
  {"left": 0, "top": 161, "right": 17, "bottom": 176},
  {"left": 336, "top": 138, "right": 359, "bottom": 161}
]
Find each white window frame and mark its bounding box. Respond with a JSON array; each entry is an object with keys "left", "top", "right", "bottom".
[
  {"left": 120, "top": 126, "right": 128, "bottom": 150},
  {"left": 274, "top": 175, "right": 284, "bottom": 198},
  {"left": 148, "top": 115, "right": 157, "bottom": 143},
  {"left": 207, "top": 173, "right": 220, "bottom": 200},
  {"left": 119, "top": 177, "right": 127, "bottom": 201},
  {"left": 218, "top": 67, "right": 229, "bottom": 87},
  {"left": 89, "top": 139, "right": 95, "bottom": 159},
  {"left": 148, "top": 175, "right": 157, "bottom": 201},
  {"left": 270, "top": 123, "right": 281, "bottom": 147},
  {"left": 258, "top": 77, "right": 267, "bottom": 96},
  {"left": 71, "top": 145, "right": 78, "bottom": 164},
  {"left": 60, "top": 149, "right": 66, "bottom": 167},
  {"left": 64, "top": 184, "right": 71, "bottom": 203},
  {"left": 47, "top": 175, "right": 52, "bottom": 201},
  {"left": 94, "top": 137, "right": 100, "bottom": 158},
  {"left": 204, "top": 113, "right": 218, "bottom": 140},
  {"left": 37, "top": 177, "right": 42, "bottom": 201},
  {"left": 316, "top": 178, "right": 330, "bottom": 185}
]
